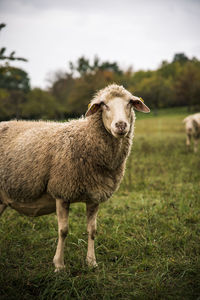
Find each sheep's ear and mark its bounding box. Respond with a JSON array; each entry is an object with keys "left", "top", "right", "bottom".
[
  {"left": 85, "top": 103, "right": 101, "bottom": 117},
  {"left": 131, "top": 98, "right": 150, "bottom": 113}
]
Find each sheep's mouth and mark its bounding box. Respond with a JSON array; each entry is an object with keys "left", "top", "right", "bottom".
[{"left": 112, "top": 130, "right": 128, "bottom": 138}]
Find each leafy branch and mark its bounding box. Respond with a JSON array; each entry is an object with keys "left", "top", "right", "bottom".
[{"left": 0, "top": 23, "right": 28, "bottom": 62}]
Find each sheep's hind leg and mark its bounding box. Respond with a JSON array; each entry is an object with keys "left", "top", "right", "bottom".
[
  {"left": 194, "top": 138, "right": 199, "bottom": 153},
  {"left": 53, "top": 199, "right": 69, "bottom": 272},
  {"left": 0, "top": 204, "right": 7, "bottom": 217},
  {"left": 86, "top": 203, "right": 99, "bottom": 267}
]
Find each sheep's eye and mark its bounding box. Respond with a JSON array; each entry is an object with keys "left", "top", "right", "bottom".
[
  {"left": 134, "top": 100, "right": 140, "bottom": 105},
  {"left": 101, "top": 102, "right": 109, "bottom": 110}
]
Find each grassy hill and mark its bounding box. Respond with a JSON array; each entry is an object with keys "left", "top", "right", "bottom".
[{"left": 0, "top": 108, "right": 200, "bottom": 299}]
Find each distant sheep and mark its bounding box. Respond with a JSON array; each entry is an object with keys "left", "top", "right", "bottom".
[
  {"left": 183, "top": 113, "right": 200, "bottom": 152},
  {"left": 0, "top": 84, "right": 150, "bottom": 271}
]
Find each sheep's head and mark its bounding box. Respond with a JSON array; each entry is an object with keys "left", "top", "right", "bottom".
[
  {"left": 86, "top": 84, "right": 150, "bottom": 138},
  {"left": 183, "top": 115, "right": 200, "bottom": 133}
]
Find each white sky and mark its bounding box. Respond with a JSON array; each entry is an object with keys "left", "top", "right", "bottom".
[{"left": 0, "top": 0, "right": 200, "bottom": 89}]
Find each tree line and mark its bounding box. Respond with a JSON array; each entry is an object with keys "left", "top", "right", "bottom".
[{"left": 0, "top": 24, "right": 200, "bottom": 121}]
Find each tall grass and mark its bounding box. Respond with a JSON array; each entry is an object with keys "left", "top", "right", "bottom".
[{"left": 0, "top": 109, "right": 200, "bottom": 299}]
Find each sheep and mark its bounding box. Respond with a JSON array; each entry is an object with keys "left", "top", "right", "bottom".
[
  {"left": 183, "top": 113, "right": 200, "bottom": 153},
  {"left": 0, "top": 84, "right": 150, "bottom": 271}
]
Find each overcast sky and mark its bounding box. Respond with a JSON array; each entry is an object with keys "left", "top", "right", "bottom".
[{"left": 0, "top": 0, "right": 200, "bottom": 89}]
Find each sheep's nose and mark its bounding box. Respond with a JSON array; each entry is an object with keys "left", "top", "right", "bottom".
[{"left": 115, "top": 121, "right": 127, "bottom": 132}]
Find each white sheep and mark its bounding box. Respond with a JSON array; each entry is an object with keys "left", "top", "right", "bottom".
[
  {"left": 0, "top": 84, "right": 150, "bottom": 271},
  {"left": 183, "top": 113, "right": 200, "bottom": 152}
]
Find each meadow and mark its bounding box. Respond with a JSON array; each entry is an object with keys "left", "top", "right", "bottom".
[{"left": 0, "top": 108, "right": 200, "bottom": 299}]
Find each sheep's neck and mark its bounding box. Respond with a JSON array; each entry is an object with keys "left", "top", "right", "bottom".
[{"left": 87, "top": 113, "right": 134, "bottom": 171}]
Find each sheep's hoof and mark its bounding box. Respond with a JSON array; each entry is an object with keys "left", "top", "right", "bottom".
[
  {"left": 54, "top": 265, "right": 66, "bottom": 273},
  {"left": 86, "top": 258, "right": 98, "bottom": 268}
]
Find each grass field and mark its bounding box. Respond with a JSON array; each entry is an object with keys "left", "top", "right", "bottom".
[{"left": 0, "top": 109, "right": 200, "bottom": 299}]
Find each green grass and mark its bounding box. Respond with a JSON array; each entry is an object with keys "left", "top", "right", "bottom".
[{"left": 0, "top": 108, "right": 200, "bottom": 299}]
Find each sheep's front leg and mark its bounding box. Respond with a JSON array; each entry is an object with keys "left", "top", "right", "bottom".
[
  {"left": 186, "top": 133, "right": 191, "bottom": 147},
  {"left": 86, "top": 203, "right": 99, "bottom": 267},
  {"left": 53, "top": 199, "right": 69, "bottom": 272}
]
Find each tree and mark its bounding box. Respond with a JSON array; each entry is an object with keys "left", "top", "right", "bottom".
[
  {"left": 135, "top": 73, "right": 174, "bottom": 112},
  {"left": 172, "top": 53, "right": 189, "bottom": 64},
  {"left": 22, "top": 88, "right": 60, "bottom": 120},
  {"left": 68, "top": 56, "right": 122, "bottom": 77},
  {"left": 0, "top": 65, "right": 30, "bottom": 92},
  {"left": 174, "top": 60, "right": 200, "bottom": 110},
  {"left": 50, "top": 73, "right": 76, "bottom": 118},
  {"left": 0, "top": 88, "right": 27, "bottom": 120},
  {"left": 0, "top": 23, "right": 30, "bottom": 120},
  {"left": 0, "top": 88, "right": 11, "bottom": 120},
  {"left": 0, "top": 23, "right": 30, "bottom": 92}
]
